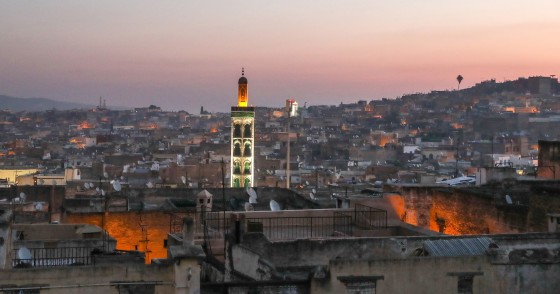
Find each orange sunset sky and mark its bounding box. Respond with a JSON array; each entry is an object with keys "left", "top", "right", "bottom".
[{"left": 1, "top": 1, "right": 559, "bottom": 112}]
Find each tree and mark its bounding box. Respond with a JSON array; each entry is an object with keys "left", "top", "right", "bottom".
[{"left": 457, "top": 75, "right": 464, "bottom": 90}]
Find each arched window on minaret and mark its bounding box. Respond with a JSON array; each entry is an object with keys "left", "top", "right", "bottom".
[
  {"left": 233, "top": 160, "right": 241, "bottom": 174},
  {"left": 234, "top": 178, "right": 240, "bottom": 188},
  {"left": 244, "top": 178, "right": 250, "bottom": 188},
  {"left": 243, "top": 124, "right": 251, "bottom": 137},
  {"left": 234, "top": 142, "right": 242, "bottom": 157},
  {"left": 244, "top": 142, "right": 252, "bottom": 156},
  {"left": 234, "top": 124, "right": 242, "bottom": 138},
  {"left": 244, "top": 160, "right": 251, "bottom": 174}
]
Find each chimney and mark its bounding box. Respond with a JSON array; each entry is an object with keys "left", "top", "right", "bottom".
[
  {"left": 183, "top": 217, "right": 195, "bottom": 246},
  {"left": 547, "top": 213, "right": 560, "bottom": 233}
]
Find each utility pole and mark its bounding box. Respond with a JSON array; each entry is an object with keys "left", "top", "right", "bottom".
[
  {"left": 490, "top": 134, "right": 494, "bottom": 168},
  {"left": 455, "top": 133, "right": 460, "bottom": 178},
  {"left": 286, "top": 101, "right": 292, "bottom": 189},
  {"left": 221, "top": 157, "right": 226, "bottom": 260}
]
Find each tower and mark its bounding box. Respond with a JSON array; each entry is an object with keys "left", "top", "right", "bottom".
[{"left": 230, "top": 68, "right": 255, "bottom": 188}]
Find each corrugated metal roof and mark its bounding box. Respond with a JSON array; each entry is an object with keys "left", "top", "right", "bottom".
[{"left": 423, "top": 237, "right": 495, "bottom": 257}]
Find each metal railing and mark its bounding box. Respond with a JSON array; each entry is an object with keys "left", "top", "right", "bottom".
[
  {"left": 354, "top": 203, "right": 387, "bottom": 229},
  {"left": 245, "top": 214, "right": 352, "bottom": 240},
  {"left": 12, "top": 247, "right": 94, "bottom": 268},
  {"left": 170, "top": 205, "right": 387, "bottom": 244},
  {"left": 201, "top": 213, "right": 353, "bottom": 241}
]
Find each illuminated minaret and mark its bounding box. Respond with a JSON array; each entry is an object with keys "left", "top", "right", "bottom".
[{"left": 230, "top": 68, "right": 255, "bottom": 187}]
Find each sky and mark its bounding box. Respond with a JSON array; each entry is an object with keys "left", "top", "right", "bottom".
[{"left": 1, "top": 1, "right": 559, "bottom": 113}]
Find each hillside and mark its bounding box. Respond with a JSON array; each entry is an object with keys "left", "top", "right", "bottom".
[{"left": 0, "top": 95, "right": 94, "bottom": 112}]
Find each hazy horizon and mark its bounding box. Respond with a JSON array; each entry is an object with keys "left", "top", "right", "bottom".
[{"left": 1, "top": 1, "right": 559, "bottom": 113}]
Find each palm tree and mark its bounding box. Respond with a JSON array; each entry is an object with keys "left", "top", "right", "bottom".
[{"left": 456, "top": 75, "right": 463, "bottom": 90}]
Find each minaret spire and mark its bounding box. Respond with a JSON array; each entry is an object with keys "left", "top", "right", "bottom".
[{"left": 237, "top": 68, "right": 248, "bottom": 107}]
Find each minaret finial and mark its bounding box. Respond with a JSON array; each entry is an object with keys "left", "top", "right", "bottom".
[{"left": 242, "top": 67, "right": 244, "bottom": 76}]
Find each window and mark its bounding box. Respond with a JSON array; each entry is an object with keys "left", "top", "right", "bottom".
[
  {"left": 345, "top": 281, "right": 376, "bottom": 294},
  {"left": 243, "top": 144, "right": 252, "bottom": 156},
  {"left": 117, "top": 284, "right": 155, "bottom": 294},
  {"left": 243, "top": 125, "right": 252, "bottom": 137},
  {"left": 233, "top": 143, "right": 242, "bottom": 157},
  {"left": 233, "top": 124, "right": 242, "bottom": 138},
  {"left": 338, "top": 276, "right": 383, "bottom": 294},
  {"left": 458, "top": 275, "right": 473, "bottom": 294},
  {"left": 447, "top": 272, "right": 483, "bottom": 294}
]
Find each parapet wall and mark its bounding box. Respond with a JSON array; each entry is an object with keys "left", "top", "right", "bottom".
[{"left": 387, "top": 182, "right": 560, "bottom": 235}]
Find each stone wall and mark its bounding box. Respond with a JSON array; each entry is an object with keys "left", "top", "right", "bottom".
[
  {"left": 0, "top": 263, "right": 175, "bottom": 294},
  {"left": 385, "top": 181, "right": 560, "bottom": 235},
  {"left": 315, "top": 254, "right": 560, "bottom": 294}
]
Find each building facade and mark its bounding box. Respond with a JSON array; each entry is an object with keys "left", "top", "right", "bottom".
[{"left": 230, "top": 69, "right": 255, "bottom": 188}]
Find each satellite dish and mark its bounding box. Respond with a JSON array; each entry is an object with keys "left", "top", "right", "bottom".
[
  {"left": 270, "top": 200, "right": 281, "bottom": 211},
  {"left": 34, "top": 202, "right": 44, "bottom": 211},
  {"left": 248, "top": 188, "right": 258, "bottom": 204},
  {"left": 96, "top": 187, "right": 100, "bottom": 193},
  {"left": 312, "top": 188, "right": 316, "bottom": 194},
  {"left": 181, "top": 176, "right": 187, "bottom": 184},
  {"left": 103, "top": 172, "right": 109, "bottom": 178},
  {"left": 146, "top": 181, "right": 154, "bottom": 188},
  {"left": 505, "top": 195, "right": 512, "bottom": 205},
  {"left": 39, "top": 179, "right": 45, "bottom": 185},
  {"left": 112, "top": 181, "right": 122, "bottom": 192},
  {"left": 84, "top": 182, "right": 89, "bottom": 189},
  {"left": 89, "top": 182, "right": 94, "bottom": 188},
  {"left": 306, "top": 181, "right": 310, "bottom": 186},
  {"left": 101, "top": 189, "right": 105, "bottom": 196},
  {"left": 17, "top": 247, "right": 32, "bottom": 264},
  {"left": 19, "top": 192, "right": 26, "bottom": 203}
]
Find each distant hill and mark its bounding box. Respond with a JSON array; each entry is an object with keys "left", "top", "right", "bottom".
[{"left": 0, "top": 95, "right": 95, "bottom": 112}]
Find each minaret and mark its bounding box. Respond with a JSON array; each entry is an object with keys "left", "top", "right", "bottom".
[{"left": 230, "top": 68, "right": 255, "bottom": 188}]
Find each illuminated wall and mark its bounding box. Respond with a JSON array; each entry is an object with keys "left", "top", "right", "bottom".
[
  {"left": 389, "top": 183, "right": 560, "bottom": 235},
  {"left": 64, "top": 211, "right": 178, "bottom": 263},
  {"left": 0, "top": 168, "right": 40, "bottom": 184}
]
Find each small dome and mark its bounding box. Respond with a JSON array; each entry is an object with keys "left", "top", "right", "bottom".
[{"left": 238, "top": 76, "right": 248, "bottom": 84}]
